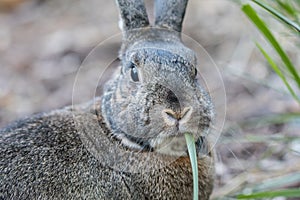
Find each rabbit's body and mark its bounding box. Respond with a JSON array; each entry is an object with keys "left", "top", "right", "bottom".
[
  {"left": 1, "top": 0, "right": 215, "bottom": 199},
  {"left": 1, "top": 100, "right": 214, "bottom": 199}
]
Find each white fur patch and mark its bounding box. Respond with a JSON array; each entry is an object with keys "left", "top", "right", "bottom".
[
  {"left": 118, "top": 18, "right": 123, "bottom": 31},
  {"left": 116, "top": 134, "right": 143, "bottom": 150},
  {"left": 150, "top": 136, "right": 188, "bottom": 156}
]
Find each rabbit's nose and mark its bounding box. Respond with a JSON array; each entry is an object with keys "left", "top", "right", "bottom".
[
  {"left": 162, "top": 107, "right": 192, "bottom": 126},
  {"left": 167, "top": 90, "right": 179, "bottom": 104}
]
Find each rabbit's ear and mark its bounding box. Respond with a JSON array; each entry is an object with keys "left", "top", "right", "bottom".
[
  {"left": 116, "top": 0, "right": 149, "bottom": 32},
  {"left": 154, "top": 0, "right": 188, "bottom": 32}
]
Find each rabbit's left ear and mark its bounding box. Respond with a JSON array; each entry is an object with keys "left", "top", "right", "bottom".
[
  {"left": 116, "top": 0, "right": 149, "bottom": 32},
  {"left": 154, "top": 0, "right": 188, "bottom": 32}
]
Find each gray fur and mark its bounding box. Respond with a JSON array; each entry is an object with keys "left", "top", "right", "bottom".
[
  {"left": 155, "top": 0, "right": 188, "bottom": 32},
  {"left": 1, "top": 0, "right": 215, "bottom": 199},
  {"left": 116, "top": 0, "right": 149, "bottom": 31},
  {"left": 1, "top": 101, "right": 214, "bottom": 199}
]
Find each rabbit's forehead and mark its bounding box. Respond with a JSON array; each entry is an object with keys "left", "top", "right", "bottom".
[
  {"left": 126, "top": 45, "right": 196, "bottom": 66},
  {"left": 127, "top": 48, "right": 195, "bottom": 73}
]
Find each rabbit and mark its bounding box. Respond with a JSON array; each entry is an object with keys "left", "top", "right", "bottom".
[{"left": 0, "top": 0, "right": 215, "bottom": 199}]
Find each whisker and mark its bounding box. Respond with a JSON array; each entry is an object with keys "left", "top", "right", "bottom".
[{"left": 225, "top": 146, "right": 246, "bottom": 172}]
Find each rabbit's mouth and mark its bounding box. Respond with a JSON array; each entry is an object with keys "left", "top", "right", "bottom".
[
  {"left": 150, "top": 135, "right": 188, "bottom": 156},
  {"left": 115, "top": 129, "right": 209, "bottom": 157},
  {"left": 149, "top": 134, "right": 210, "bottom": 157}
]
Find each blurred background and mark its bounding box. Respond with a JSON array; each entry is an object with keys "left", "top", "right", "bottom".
[{"left": 0, "top": 0, "right": 299, "bottom": 198}]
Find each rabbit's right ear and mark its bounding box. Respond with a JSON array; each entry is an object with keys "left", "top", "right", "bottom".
[
  {"left": 116, "top": 0, "right": 149, "bottom": 32},
  {"left": 154, "top": 0, "right": 188, "bottom": 32}
]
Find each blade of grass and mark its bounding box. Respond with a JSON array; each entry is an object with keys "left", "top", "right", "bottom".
[
  {"left": 249, "top": 172, "right": 300, "bottom": 192},
  {"left": 242, "top": 4, "right": 300, "bottom": 89},
  {"left": 237, "top": 188, "right": 300, "bottom": 199},
  {"left": 256, "top": 43, "right": 300, "bottom": 103},
  {"left": 185, "top": 133, "right": 198, "bottom": 200},
  {"left": 293, "top": 3, "right": 300, "bottom": 23},
  {"left": 277, "top": 0, "right": 297, "bottom": 18},
  {"left": 252, "top": 0, "right": 300, "bottom": 32}
]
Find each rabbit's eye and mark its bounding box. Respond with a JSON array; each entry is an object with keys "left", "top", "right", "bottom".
[
  {"left": 130, "top": 64, "right": 139, "bottom": 82},
  {"left": 194, "top": 68, "right": 198, "bottom": 78}
]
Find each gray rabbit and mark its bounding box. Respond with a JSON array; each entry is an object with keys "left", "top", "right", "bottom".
[{"left": 0, "top": 0, "right": 215, "bottom": 199}]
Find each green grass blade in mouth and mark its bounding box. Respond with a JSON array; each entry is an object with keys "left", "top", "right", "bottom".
[{"left": 184, "top": 133, "right": 198, "bottom": 200}]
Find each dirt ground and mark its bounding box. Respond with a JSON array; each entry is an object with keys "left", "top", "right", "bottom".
[{"left": 0, "top": 0, "right": 299, "bottom": 198}]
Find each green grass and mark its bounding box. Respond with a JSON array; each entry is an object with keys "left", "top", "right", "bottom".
[
  {"left": 237, "top": 188, "right": 300, "bottom": 199},
  {"left": 234, "top": 172, "right": 300, "bottom": 198},
  {"left": 242, "top": 0, "right": 300, "bottom": 103},
  {"left": 252, "top": 0, "right": 300, "bottom": 32},
  {"left": 185, "top": 133, "right": 198, "bottom": 200},
  {"left": 225, "top": 1, "right": 300, "bottom": 199},
  {"left": 256, "top": 43, "right": 300, "bottom": 103}
]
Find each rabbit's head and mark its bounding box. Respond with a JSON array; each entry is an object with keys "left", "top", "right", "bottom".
[{"left": 102, "top": 0, "right": 214, "bottom": 156}]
